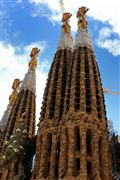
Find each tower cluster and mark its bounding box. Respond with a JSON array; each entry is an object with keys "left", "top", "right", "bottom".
[
  {"left": 33, "top": 7, "right": 112, "bottom": 180},
  {"left": 0, "top": 6, "right": 112, "bottom": 180}
]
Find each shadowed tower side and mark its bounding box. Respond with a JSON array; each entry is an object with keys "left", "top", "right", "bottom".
[
  {"left": 32, "top": 12, "right": 73, "bottom": 180},
  {"left": 0, "top": 48, "right": 39, "bottom": 180}
]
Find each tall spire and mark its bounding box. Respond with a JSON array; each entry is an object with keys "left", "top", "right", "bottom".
[
  {"left": 32, "top": 12, "right": 73, "bottom": 179},
  {"left": 0, "top": 48, "right": 39, "bottom": 180},
  {"left": 57, "top": 12, "right": 73, "bottom": 51},
  {"left": 38, "top": 12, "right": 73, "bottom": 123},
  {"left": 74, "top": 7, "right": 93, "bottom": 50},
  {"left": 20, "top": 48, "right": 40, "bottom": 94},
  {"left": 63, "top": 7, "right": 112, "bottom": 179}
]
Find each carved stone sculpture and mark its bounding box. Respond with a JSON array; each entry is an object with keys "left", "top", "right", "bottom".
[
  {"left": 29, "top": 48, "right": 40, "bottom": 71},
  {"left": 77, "top": 6, "right": 89, "bottom": 29},
  {"left": 61, "top": 12, "right": 72, "bottom": 33},
  {"left": 9, "top": 79, "right": 22, "bottom": 105}
]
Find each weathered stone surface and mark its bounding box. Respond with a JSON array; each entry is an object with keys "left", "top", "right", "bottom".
[
  {"left": 0, "top": 78, "right": 36, "bottom": 179},
  {"left": 33, "top": 45, "right": 112, "bottom": 180}
]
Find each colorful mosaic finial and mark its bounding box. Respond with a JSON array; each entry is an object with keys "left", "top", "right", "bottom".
[
  {"left": 29, "top": 47, "right": 40, "bottom": 71},
  {"left": 61, "top": 12, "right": 72, "bottom": 33},
  {"left": 9, "top": 79, "right": 22, "bottom": 105},
  {"left": 77, "top": 6, "right": 89, "bottom": 30}
]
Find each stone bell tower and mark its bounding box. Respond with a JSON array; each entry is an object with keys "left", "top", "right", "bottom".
[
  {"left": 33, "top": 7, "right": 112, "bottom": 180},
  {"left": 61, "top": 7, "right": 112, "bottom": 180},
  {"left": 0, "top": 48, "right": 39, "bottom": 180},
  {"left": 32, "top": 12, "right": 73, "bottom": 179}
]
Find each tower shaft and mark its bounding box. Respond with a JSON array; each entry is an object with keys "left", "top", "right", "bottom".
[
  {"left": 40, "top": 49, "right": 71, "bottom": 121},
  {"left": 33, "top": 13, "right": 73, "bottom": 179}
]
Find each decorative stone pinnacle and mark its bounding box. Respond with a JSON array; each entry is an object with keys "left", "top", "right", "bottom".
[
  {"left": 20, "top": 48, "right": 39, "bottom": 94},
  {"left": 9, "top": 78, "right": 22, "bottom": 105},
  {"left": 57, "top": 12, "right": 73, "bottom": 51},
  {"left": 61, "top": 12, "right": 72, "bottom": 34},
  {"left": 28, "top": 47, "right": 40, "bottom": 71},
  {"left": 77, "top": 6, "right": 89, "bottom": 30}
]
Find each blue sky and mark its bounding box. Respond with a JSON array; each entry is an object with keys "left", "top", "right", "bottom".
[{"left": 0, "top": 0, "right": 120, "bottom": 134}]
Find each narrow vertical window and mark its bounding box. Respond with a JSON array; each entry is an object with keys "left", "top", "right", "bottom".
[
  {"left": 74, "top": 47, "right": 81, "bottom": 110},
  {"left": 73, "top": 158, "right": 80, "bottom": 176},
  {"left": 75, "top": 126, "right": 80, "bottom": 151},
  {"left": 86, "top": 129, "right": 92, "bottom": 155},
  {"left": 98, "top": 137, "right": 103, "bottom": 178},
  {"left": 87, "top": 161, "right": 92, "bottom": 177},
  {"left": 84, "top": 47, "right": 91, "bottom": 113},
  {"left": 59, "top": 49, "right": 67, "bottom": 118},
  {"left": 55, "top": 140, "right": 60, "bottom": 179},
  {"left": 73, "top": 126, "right": 80, "bottom": 176},
  {"left": 61, "top": 128, "right": 69, "bottom": 178}
]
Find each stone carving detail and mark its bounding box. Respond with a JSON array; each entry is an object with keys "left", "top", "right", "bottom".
[
  {"left": 29, "top": 47, "right": 40, "bottom": 71},
  {"left": 9, "top": 79, "right": 22, "bottom": 105},
  {"left": 77, "top": 6, "right": 89, "bottom": 29},
  {"left": 57, "top": 12, "right": 73, "bottom": 51},
  {"left": 61, "top": 12, "right": 72, "bottom": 33}
]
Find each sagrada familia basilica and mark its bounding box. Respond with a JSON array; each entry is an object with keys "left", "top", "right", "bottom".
[{"left": 0, "top": 6, "right": 113, "bottom": 180}]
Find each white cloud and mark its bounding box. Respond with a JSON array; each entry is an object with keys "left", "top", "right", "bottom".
[
  {"left": 29, "top": 0, "right": 120, "bottom": 35},
  {"left": 98, "top": 27, "right": 112, "bottom": 39},
  {"left": 96, "top": 27, "right": 120, "bottom": 56},
  {"left": 97, "top": 39, "right": 120, "bottom": 56},
  {"left": 0, "top": 41, "right": 49, "bottom": 127}
]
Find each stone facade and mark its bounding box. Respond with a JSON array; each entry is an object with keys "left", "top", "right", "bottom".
[
  {"left": 0, "top": 12, "right": 112, "bottom": 180},
  {"left": 33, "top": 29, "right": 112, "bottom": 180}
]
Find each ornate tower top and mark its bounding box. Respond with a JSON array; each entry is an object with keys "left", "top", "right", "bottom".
[
  {"left": 29, "top": 47, "right": 40, "bottom": 72},
  {"left": 9, "top": 78, "right": 22, "bottom": 106},
  {"left": 57, "top": 12, "right": 73, "bottom": 51},
  {"left": 20, "top": 47, "right": 40, "bottom": 94},
  {"left": 77, "top": 6, "right": 89, "bottom": 30},
  {"left": 61, "top": 12, "right": 72, "bottom": 33},
  {"left": 74, "top": 7, "right": 93, "bottom": 50}
]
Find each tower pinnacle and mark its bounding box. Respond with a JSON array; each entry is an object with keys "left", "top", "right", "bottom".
[
  {"left": 77, "top": 6, "right": 89, "bottom": 30},
  {"left": 61, "top": 12, "right": 72, "bottom": 34},
  {"left": 75, "top": 7, "right": 93, "bottom": 50},
  {"left": 20, "top": 47, "right": 40, "bottom": 94},
  {"left": 57, "top": 12, "right": 73, "bottom": 51},
  {"left": 0, "top": 79, "right": 21, "bottom": 129},
  {"left": 29, "top": 47, "right": 40, "bottom": 72},
  {"left": 9, "top": 78, "right": 22, "bottom": 106}
]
